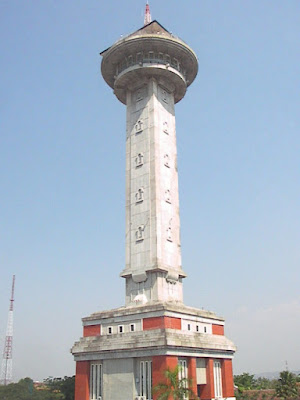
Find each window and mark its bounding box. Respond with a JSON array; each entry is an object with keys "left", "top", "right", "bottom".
[
  {"left": 178, "top": 359, "right": 188, "bottom": 400},
  {"left": 135, "top": 188, "right": 144, "bottom": 203},
  {"left": 165, "top": 54, "right": 171, "bottom": 64},
  {"left": 187, "top": 324, "right": 191, "bottom": 331},
  {"left": 136, "top": 52, "right": 143, "bottom": 63},
  {"left": 108, "top": 326, "right": 112, "bottom": 335},
  {"left": 136, "top": 225, "right": 145, "bottom": 242},
  {"left": 204, "top": 326, "right": 207, "bottom": 333},
  {"left": 135, "top": 153, "right": 144, "bottom": 168},
  {"left": 140, "top": 361, "right": 152, "bottom": 400},
  {"left": 130, "top": 324, "right": 135, "bottom": 332},
  {"left": 90, "top": 363, "right": 102, "bottom": 400},
  {"left": 118, "top": 325, "right": 124, "bottom": 333},
  {"left": 196, "top": 325, "right": 199, "bottom": 332},
  {"left": 213, "top": 360, "right": 223, "bottom": 398},
  {"left": 135, "top": 119, "right": 143, "bottom": 133},
  {"left": 127, "top": 55, "right": 133, "bottom": 66}
]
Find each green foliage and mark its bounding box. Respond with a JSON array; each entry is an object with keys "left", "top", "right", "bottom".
[
  {"left": 256, "top": 377, "right": 273, "bottom": 390},
  {"left": 275, "top": 370, "right": 299, "bottom": 399},
  {"left": 235, "top": 370, "right": 300, "bottom": 400},
  {"left": 0, "top": 376, "right": 74, "bottom": 400},
  {"left": 0, "top": 377, "right": 59, "bottom": 400},
  {"left": 234, "top": 373, "right": 277, "bottom": 392},
  {"left": 43, "top": 376, "right": 75, "bottom": 400},
  {"left": 153, "top": 365, "right": 198, "bottom": 400},
  {"left": 234, "top": 373, "right": 256, "bottom": 391}
]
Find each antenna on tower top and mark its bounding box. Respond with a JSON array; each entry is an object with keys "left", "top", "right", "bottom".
[{"left": 144, "top": 1, "right": 152, "bottom": 26}]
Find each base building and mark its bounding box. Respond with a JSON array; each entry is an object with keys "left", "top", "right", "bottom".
[{"left": 72, "top": 7, "right": 236, "bottom": 400}]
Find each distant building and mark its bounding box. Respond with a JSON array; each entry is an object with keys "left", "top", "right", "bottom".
[{"left": 72, "top": 6, "right": 236, "bottom": 400}]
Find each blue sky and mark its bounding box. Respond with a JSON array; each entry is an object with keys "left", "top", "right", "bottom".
[{"left": 0, "top": 1, "right": 299, "bottom": 381}]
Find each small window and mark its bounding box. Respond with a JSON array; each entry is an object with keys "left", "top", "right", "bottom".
[
  {"left": 187, "top": 324, "right": 191, "bottom": 331},
  {"left": 118, "top": 325, "right": 124, "bottom": 333},
  {"left": 108, "top": 326, "right": 112, "bottom": 335},
  {"left": 136, "top": 52, "right": 143, "bottom": 64},
  {"left": 127, "top": 55, "right": 133, "bottom": 66},
  {"left": 196, "top": 325, "right": 199, "bottom": 332},
  {"left": 204, "top": 326, "right": 207, "bottom": 333},
  {"left": 130, "top": 324, "right": 135, "bottom": 332}
]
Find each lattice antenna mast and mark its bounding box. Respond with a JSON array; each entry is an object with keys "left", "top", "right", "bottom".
[
  {"left": 144, "top": 1, "right": 152, "bottom": 25},
  {"left": 0, "top": 275, "right": 15, "bottom": 385}
]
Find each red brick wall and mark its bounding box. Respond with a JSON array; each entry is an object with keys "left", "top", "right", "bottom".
[
  {"left": 164, "top": 316, "right": 181, "bottom": 329},
  {"left": 199, "top": 359, "right": 215, "bottom": 400},
  {"left": 221, "top": 359, "right": 235, "bottom": 397},
  {"left": 75, "top": 361, "right": 90, "bottom": 400},
  {"left": 187, "top": 357, "right": 197, "bottom": 397},
  {"left": 212, "top": 324, "right": 224, "bottom": 335},
  {"left": 83, "top": 324, "right": 101, "bottom": 337},
  {"left": 143, "top": 316, "right": 181, "bottom": 330},
  {"left": 152, "top": 355, "right": 178, "bottom": 400}
]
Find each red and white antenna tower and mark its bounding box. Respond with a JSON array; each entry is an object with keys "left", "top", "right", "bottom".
[
  {"left": 0, "top": 275, "right": 15, "bottom": 385},
  {"left": 144, "top": 1, "right": 152, "bottom": 26}
]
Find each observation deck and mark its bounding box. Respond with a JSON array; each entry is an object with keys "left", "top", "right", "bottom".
[{"left": 101, "top": 20, "right": 198, "bottom": 104}]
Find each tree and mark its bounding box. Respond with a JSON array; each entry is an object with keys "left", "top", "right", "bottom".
[
  {"left": 275, "top": 370, "right": 299, "bottom": 399},
  {"left": 153, "top": 365, "right": 198, "bottom": 400},
  {"left": 44, "top": 376, "right": 75, "bottom": 400},
  {"left": 234, "top": 373, "right": 256, "bottom": 391},
  {"left": 0, "top": 377, "right": 62, "bottom": 400}
]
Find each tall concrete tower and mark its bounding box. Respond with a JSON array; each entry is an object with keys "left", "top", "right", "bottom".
[
  {"left": 101, "top": 19, "right": 198, "bottom": 306},
  {"left": 72, "top": 7, "right": 236, "bottom": 400}
]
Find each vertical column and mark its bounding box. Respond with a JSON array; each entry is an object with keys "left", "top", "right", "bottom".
[
  {"left": 152, "top": 355, "right": 178, "bottom": 400},
  {"left": 187, "top": 357, "right": 197, "bottom": 397},
  {"left": 75, "top": 361, "right": 90, "bottom": 400},
  {"left": 221, "top": 359, "right": 235, "bottom": 398},
  {"left": 199, "top": 359, "right": 215, "bottom": 400}
]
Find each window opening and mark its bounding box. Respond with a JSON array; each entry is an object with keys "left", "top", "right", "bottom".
[
  {"left": 140, "top": 361, "right": 152, "bottom": 400},
  {"left": 90, "top": 363, "right": 102, "bottom": 400},
  {"left": 178, "top": 359, "right": 188, "bottom": 400},
  {"left": 213, "top": 360, "right": 223, "bottom": 398}
]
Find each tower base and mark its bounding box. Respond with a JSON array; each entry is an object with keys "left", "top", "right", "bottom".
[{"left": 72, "top": 302, "right": 236, "bottom": 400}]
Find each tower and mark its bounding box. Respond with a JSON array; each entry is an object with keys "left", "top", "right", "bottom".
[
  {"left": 72, "top": 5, "right": 236, "bottom": 400},
  {"left": 0, "top": 275, "right": 15, "bottom": 386}
]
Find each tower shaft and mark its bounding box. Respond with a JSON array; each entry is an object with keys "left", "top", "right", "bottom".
[
  {"left": 0, "top": 275, "right": 15, "bottom": 385},
  {"left": 122, "top": 78, "right": 184, "bottom": 305}
]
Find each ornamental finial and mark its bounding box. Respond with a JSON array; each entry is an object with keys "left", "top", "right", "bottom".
[{"left": 144, "top": 1, "right": 152, "bottom": 25}]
